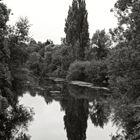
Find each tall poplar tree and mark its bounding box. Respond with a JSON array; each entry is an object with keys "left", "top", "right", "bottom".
[{"left": 64, "top": 0, "right": 89, "bottom": 60}]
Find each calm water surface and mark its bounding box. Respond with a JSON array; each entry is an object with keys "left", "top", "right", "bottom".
[{"left": 19, "top": 86, "right": 117, "bottom": 140}]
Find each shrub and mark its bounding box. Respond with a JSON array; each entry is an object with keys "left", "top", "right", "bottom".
[
  {"left": 67, "top": 60, "right": 108, "bottom": 87},
  {"left": 66, "top": 61, "right": 90, "bottom": 81},
  {"left": 85, "top": 59, "right": 108, "bottom": 86}
]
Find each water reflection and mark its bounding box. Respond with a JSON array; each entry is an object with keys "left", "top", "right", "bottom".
[
  {"left": 19, "top": 80, "right": 117, "bottom": 140},
  {"left": 63, "top": 97, "right": 88, "bottom": 140},
  {"left": 60, "top": 84, "right": 110, "bottom": 140},
  {"left": 20, "top": 94, "right": 66, "bottom": 140}
]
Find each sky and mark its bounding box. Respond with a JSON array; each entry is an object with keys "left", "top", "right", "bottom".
[{"left": 4, "top": 0, "right": 118, "bottom": 44}]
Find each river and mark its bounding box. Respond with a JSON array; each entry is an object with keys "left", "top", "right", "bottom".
[{"left": 18, "top": 81, "right": 118, "bottom": 140}]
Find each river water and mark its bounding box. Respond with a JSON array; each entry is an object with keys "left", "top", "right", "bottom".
[{"left": 19, "top": 82, "right": 118, "bottom": 140}]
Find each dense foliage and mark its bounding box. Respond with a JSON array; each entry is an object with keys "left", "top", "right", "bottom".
[
  {"left": 0, "top": 1, "right": 34, "bottom": 139},
  {"left": 0, "top": 0, "right": 140, "bottom": 139},
  {"left": 64, "top": 0, "right": 89, "bottom": 60},
  {"left": 108, "top": 0, "right": 140, "bottom": 139}
]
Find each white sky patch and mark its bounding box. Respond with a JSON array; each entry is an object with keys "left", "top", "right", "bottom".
[{"left": 4, "top": 0, "right": 118, "bottom": 44}]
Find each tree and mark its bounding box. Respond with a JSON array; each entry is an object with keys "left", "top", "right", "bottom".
[
  {"left": 7, "top": 18, "right": 31, "bottom": 99},
  {"left": 0, "top": 2, "right": 31, "bottom": 103},
  {"left": 64, "top": 0, "right": 89, "bottom": 60},
  {"left": 0, "top": 104, "right": 33, "bottom": 139},
  {"left": 0, "top": 1, "right": 13, "bottom": 104},
  {"left": 0, "top": 2, "right": 34, "bottom": 139},
  {"left": 15, "top": 17, "right": 30, "bottom": 42},
  {"left": 91, "top": 30, "right": 111, "bottom": 60},
  {"left": 0, "top": 1, "right": 10, "bottom": 39},
  {"left": 108, "top": 0, "right": 140, "bottom": 139}
]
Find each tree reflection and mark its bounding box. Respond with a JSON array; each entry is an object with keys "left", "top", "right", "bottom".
[
  {"left": 63, "top": 96, "right": 89, "bottom": 140},
  {"left": 60, "top": 84, "right": 111, "bottom": 140},
  {"left": 58, "top": 84, "right": 88, "bottom": 140},
  {"left": 89, "top": 101, "right": 110, "bottom": 128},
  {"left": 16, "top": 78, "right": 111, "bottom": 140}
]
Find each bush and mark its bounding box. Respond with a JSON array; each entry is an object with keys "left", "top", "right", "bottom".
[
  {"left": 67, "top": 60, "right": 108, "bottom": 87},
  {"left": 85, "top": 59, "right": 108, "bottom": 86},
  {"left": 66, "top": 61, "right": 90, "bottom": 81}
]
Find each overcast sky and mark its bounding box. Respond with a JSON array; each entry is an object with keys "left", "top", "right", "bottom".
[{"left": 4, "top": 0, "right": 117, "bottom": 44}]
